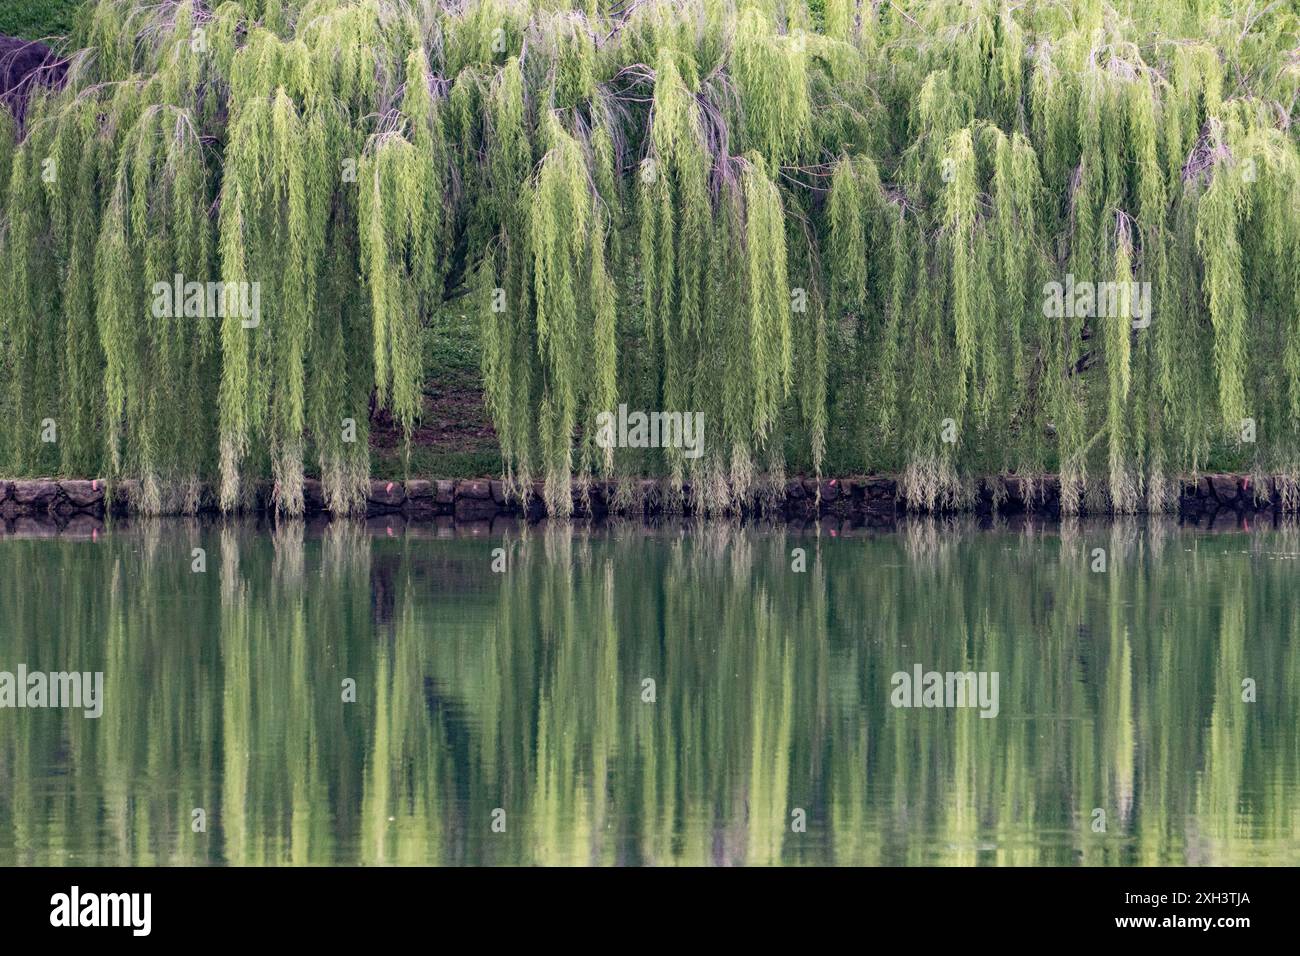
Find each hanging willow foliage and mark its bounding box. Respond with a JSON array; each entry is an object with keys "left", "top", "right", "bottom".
[
  {"left": 2, "top": 0, "right": 1299, "bottom": 515},
  {"left": 360, "top": 47, "right": 450, "bottom": 441}
]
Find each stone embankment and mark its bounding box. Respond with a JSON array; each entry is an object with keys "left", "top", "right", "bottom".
[{"left": 0, "top": 473, "right": 1283, "bottom": 531}]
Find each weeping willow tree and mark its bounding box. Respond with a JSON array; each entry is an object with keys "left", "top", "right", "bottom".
[{"left": 1, "top": 0, "right": 1299, "bottom": 514}]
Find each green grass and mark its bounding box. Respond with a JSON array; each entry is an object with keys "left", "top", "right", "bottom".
[
  {"left": 370, "top": 446, "right": 502, "bottom": 481},
  {"left": 0, "top": 0, "right": 81, "bottom": 40}
]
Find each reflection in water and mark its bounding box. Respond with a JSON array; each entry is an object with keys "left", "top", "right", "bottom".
[{"left": 0, "top": 518, "right": 1297, "bottom": 865}]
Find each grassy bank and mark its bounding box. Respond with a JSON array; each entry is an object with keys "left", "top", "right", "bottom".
[{"left": 0, "top": 0, "right": 81, "bottom": 40}]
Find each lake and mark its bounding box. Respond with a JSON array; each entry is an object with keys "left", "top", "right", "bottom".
[{"left": 0, "top": 516, "right": 1296, "bottom": 865}]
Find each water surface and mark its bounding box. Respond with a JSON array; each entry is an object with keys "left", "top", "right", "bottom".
[{"left": 1, "top": 517, "right": 1297, "bottom": 865}]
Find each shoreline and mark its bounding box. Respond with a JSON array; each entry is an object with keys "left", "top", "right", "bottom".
[{"left": 0, "top": 473, "right": 1284, "bottom": 528}]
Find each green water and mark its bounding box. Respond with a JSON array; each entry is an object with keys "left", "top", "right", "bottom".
[{"left": 0, "top": 517, "right": 1297, "bottom": 866}]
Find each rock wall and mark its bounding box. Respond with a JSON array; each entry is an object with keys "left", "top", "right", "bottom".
[{"left": 0, "top": 473, "right": 1287, "bottom": 532}]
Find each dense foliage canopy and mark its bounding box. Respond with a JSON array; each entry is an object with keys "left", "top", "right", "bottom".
[{"left": 1, "top": 0, "right": 1298, "bottom": 514}]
